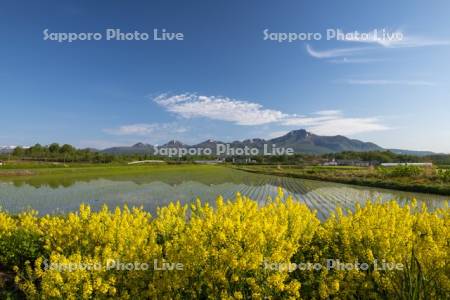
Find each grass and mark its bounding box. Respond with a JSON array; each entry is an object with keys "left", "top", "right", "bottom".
[
  {"left": 0, "top": 161, "right": 172, "bottom": 175},
  {"left": 0, "top": 162, "right": 254, "bottom": 188},
  {"left": 0, "top": 160, "right": 107, "bottom": 169},
  {"left": 233, "top": 165, "right": 450, "bottom": 196}
]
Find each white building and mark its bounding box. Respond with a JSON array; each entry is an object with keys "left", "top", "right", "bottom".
[
  {"left": 381, "top": 162, "right": 433, "bottom": 167},
  {"left": 195, "top": 159, "right": 225, "bottom": 165},
  {"left": 127, "top": 160, "right": 166, "bottom": 165},
  {"left": 322, "top": 159, "right": 338, "bottom": 166}
]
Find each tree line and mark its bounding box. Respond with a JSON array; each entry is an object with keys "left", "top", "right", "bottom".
[
  {"left": 4, "top": 144, "right": 449, "bottom": 166},
  {"left": 10, "top": 143, "right": 115, "bottom": 163}
]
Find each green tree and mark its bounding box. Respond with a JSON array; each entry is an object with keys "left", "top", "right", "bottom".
[
  {"left": 12, "top": 146, "right": 25, "bottom": 157},
  {"left": 59, "top": 144, "right": 75, "bottom": 154},
  {"left": 48, "top": 143, "right": 60, "bottom": 154},
  {"left": 29, "top": 144, "right": 44, "bottom": 157}
]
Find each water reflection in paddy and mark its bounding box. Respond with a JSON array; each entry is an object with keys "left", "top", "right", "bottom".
[{"left": 0, "top": 167, "right": 447, "bottom": 220}]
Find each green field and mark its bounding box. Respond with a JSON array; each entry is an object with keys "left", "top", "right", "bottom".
[
  {"left": 0, "top": 162, "right": 250, "bottom": 187},
  {"left": 233, "top": 164, "right": 450, "bottom": 195}
]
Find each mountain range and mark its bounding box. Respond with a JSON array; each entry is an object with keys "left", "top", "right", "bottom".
[{"left": 100, "top": 129, "right": 435, "bottom": 156}]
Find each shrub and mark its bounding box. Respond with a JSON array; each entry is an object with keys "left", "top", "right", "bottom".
[
  {"left": 153, "top": 193, "right": 319, "bottom": 298},
  {"left": 0, "top": 193, "right": 448, "bottom": 299},
  {"left": 378, "top": 165, "right": 423, "bottom": 178},
  {"left": 290, "top": 201, "right": 450, "bottom": 299},
  {"left": 0, "top": 211, "right": 45, "bottom": 268},
  {"left": 438, "top": 169, "right": 450, "bottom": 182}
]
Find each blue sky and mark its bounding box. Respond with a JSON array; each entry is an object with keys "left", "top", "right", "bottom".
[{"left": 1, "top": 0, "right": 450, "bottom": 152}]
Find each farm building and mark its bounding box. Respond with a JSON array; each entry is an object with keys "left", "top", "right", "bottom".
[
  {"left": 231, "top": 157, "right": 256, "bottom": 164},
  {"left": 194, "top": 159, "right": 225, "bottom": 165},
  {"left": 381, "top": 162, "right": 433, "bottom": 167},
  {"left": 323, "top": 159, "right": 380, "bottom": 167},
  {"left": 322, "top": 159, "right": 338, "bottom": 166},
  {"left": 127, "top": 160, "right": 166, "bottom": 165}
]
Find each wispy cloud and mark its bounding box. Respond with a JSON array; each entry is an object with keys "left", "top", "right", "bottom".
[
  {"left": 306, "top": 30, "right": 450, "bottom": 62},
  {"left": 306, "top": 44, "right": 367, "bottom": 58},
  {"left": 280, "top": 113, "right": 387, "bottom": 135},
  {"left": 307, "top": 117, "right": 387, "bottom": 136},
  {"left": 267, "top": 130, "right": 290, "bottom": 139},
  {"left": 153, "top": 93, "right": 388, "bottom": 135},
  {"left": 335, "top": 29, "right": 404, "bottom": 47},
  {"left": 315, "top": 110, "right": 342, "bottom": 116},
  {"left": 329, "top": 57, "right": 386, "bottom": 64},
  {"left": 104, "top": 123, "right": 187, "bottom": 136},
  {"left": 340, "top": 30, "right": 450, "bottom": 48},
  {"left": 393, "top": 36, "right": 450, "bottom": 48},
  {"left": 343, "top": 79, "right": 437, "bottom": 86}
]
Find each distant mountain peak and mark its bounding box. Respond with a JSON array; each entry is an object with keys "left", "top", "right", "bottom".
[
  {"left": 162, "top": 140, "right": 186, "bottom": 148},
  {"left": 132, "top": 142, "right": 151, "bottom": 148},
  {"left": 100, "top": 129, "right": 434, "bottom": 156},
  {"left": 287, "top": 129, "right": 311, "bottom": 138},
  {"left": 268, "top": 129, "right": 383, "bottom": 154},
  {"left": 290, "top": 129, "right": 308, "bottom": 134},
  {"left": 242, "top": 138, "right": 266, "bottom": 143}
]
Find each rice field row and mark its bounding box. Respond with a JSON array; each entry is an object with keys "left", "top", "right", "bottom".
[{"left": 0, "top": 167, "right": 448, "bottom": 219}]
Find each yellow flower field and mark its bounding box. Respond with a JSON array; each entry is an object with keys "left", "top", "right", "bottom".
[{"left": 0, "top": 190, "right": 449, "bottom": 299}]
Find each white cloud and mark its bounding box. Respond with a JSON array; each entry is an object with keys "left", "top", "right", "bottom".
[
  {"left": 306, "top": 44, "right": 367, "bottom": 58},
  {"left": 315, "top": 110, "right": 342, "bottom": 116},
  {"left": 306, "top": 31, "right": 450, "bottom": 62},
  {"left": 154, "top": 93, "right": 286, "bottom": 125},
  {"left": 329, "top": 57, "right": 386, "bottom": 64},
  {"left": 343, "top": 79, "right": 436, "bottom": 86},
  {"left": 153, "top": 93, "right": 388, "bottom": 136},
  {"left": 308, "top": 117, "right": 388, "bottom": 136},
  {"left": 336, "top": 29, "right": 403, "bottom": 47},
  {"left": 281, "top": 115, "right": 337, "bottom": 126},
  {"left": 279, "top": 111, "right": 387, "bottom": 135},
  {"left": 393, "top": 36, "right": 450, "bottom": 48},
  {"left": 104, "top": 123, "right": 187, "bottom": 136},
  {"left": 267, "top": 131, "right": 290, "bottom": 139},
  {"left": 341, "top": 30, "right": 450, "bottom": 48}
]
